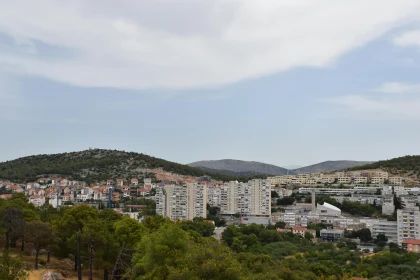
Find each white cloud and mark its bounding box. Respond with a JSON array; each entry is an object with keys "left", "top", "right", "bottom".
[
  {"left": 0, "top": 0, "right": 420, "bottom": 89},
  {"left": 394, "top": 29, "right": 420, "bottom": 48},
  {"left": 374, "top": 82, "right": 420, "bottom": 94},
  {"left": 327, "top": 94, "right": 420, "bottom": 119}
]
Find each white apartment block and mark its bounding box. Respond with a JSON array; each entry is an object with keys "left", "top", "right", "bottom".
[
  {"left": 156, "top": 183, "right": 207, "bottom": 221},
  {"left": 220, "top": 179, "right": 271, "bottom": 217},
  {"left": 397, "top": 208, "right": 420, "bottom": 245},
  {"left": 372, "top": 221, "right": 398, "bottom": 244},
  {"left": 187, "top": 183, "right": 207, "bottom": 219},
  {"left": 155, "top": 187, "right": 166, "bottom": 216},
  {"left": 207, "top": 186, "right": 221, "bottom": 207}
]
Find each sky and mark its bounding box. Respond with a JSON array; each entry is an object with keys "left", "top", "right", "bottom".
[{"left": 1, "top": 0, "right": 420, "bottom": 167}]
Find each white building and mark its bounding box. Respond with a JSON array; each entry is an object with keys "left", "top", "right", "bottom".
[
  {"left": 29, "top": 196, "right": 45, "bottom": 207},
  {"left": 155, "top": 187, "right": 166, "bottom": 217},
  {"left": 157, "top": 183, "right": 207, "bottom": 221},
  {"left": 382, "top": 196, "right": 395, "bottom": 215},
  {"left": 220, "top": 179, "right": 271, "bottom": 217},
  {"left": 207, "top": 186, "right": 221, "bottom": 207},
  {"left": 397, "top": 208, "right": 420, "bottom": 245},
  {"left": 371, "top": 220, "right": 398, "bottom": 244},
  {"left": 316, "top": 202, "right": 341, "bottom": 217}
]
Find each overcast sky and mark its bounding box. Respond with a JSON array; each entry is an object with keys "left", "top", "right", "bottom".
[{"left": 1, "top": 0, "right": 420, "bottom": 166}]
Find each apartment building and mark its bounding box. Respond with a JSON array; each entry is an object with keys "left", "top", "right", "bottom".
[
  {"left": 158, "top": 183, "right": 207, "bottom": 221},
  {"left": 389, "top": 177, "right": 402, "bottom": 185},
  {"left": 371, "top": 220, "right": 398, "bottom": 244},
  {"left": 353, "top": 177, "right": 368, "bottom": 184},
  {"left": 371, "top": 177, "right": 386, "bottom": 185},
  {"left": 337, "top": 177, "right": 352, "bottom": 184},
  {"left": 397, "top": 208, "right": 420, "bottom": 245},
  {"left": 382, "top": 195, "right": 395, "bottom": 215},
  {"left": 155, "top": 187, "right": 166, "bottom": 216},
  {"left": 220, "top": 179, "right": 271, "bottom": 217},
  {"left": 187, "top": 183, "right": 207, "bottom": 219},
  {"left": 207, "top": 186, "right": 221, "bottom": 207}
]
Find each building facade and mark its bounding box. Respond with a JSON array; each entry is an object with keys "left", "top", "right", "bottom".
[{"left": 397, "top": 208, "right": 420, "bottom": 245}]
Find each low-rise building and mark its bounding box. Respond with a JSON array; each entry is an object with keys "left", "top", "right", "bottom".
[
  {"left": 371, "top": 220, "right": 398, "bottom": 244},
  {"left": 402, "top": 239, "right": 420, "bottom": 252},
  {"left": 320, "top": 229, "right": 344, "bottom": 241}
]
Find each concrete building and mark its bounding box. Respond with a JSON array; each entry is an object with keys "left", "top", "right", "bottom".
[
  {"left": 353, "top": 177, "right": 368, "bottom": 184},
  {"left": 155, "top": 186, "right": 166, "bottom": 216},
  {"left": 382, "top": 195, "right": 395, "bottom": 215},
  {"left": 371, "top": 220, "right": 398, "bottom": 244},
  {"left": 320, "top": 229, "right": 344, "bottom": 241},
  {"left": 220, "top": 179, "right": 271, "bottom": 217},
  {"left": 157, "top": 183, "right": 207, "bottom": 221},
  {"left": 207, "top": 186, "right": 221, "bottom": 207},
  {"left": 402, "top": 239, "right": 420, "bottom": 252},
  {"left": 316, "top": 202, "right": 341, "bottom": 217},
  {"left": 389, "top": 177, "right": 402, "bottom": 185},
  {"left": 337, "top": 177, "right": 352, "bottom": 184},
  {"left": 397, "top": 208, "right": 420, "bottom": 245},
  {"left": 371, "top": 177, "right": 386, "bottom": 185}
]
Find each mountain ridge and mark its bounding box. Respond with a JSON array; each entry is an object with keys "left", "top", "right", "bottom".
[
  {"left": 189, "top": 159, "right": 372, "bottom": 175},
  {"left": 189, "top": 159, "right": 288, "bottom": 176}
]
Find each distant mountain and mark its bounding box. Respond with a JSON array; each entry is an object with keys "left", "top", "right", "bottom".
[
  {"left": 189, "top": 159, "right": 288, "bottom": 176},
  {"left": 293, "top": 160, "right": 372, "bottom": 174},
  {"left": 282, "top": 165, "right": 302, "bottom": 170}
]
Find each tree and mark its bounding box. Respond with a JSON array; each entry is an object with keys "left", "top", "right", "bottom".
[
  {"left": 374, "top": 233, "right": 388, "bottom": 248},
  {"left": 0, "top": 207, "right": 25, "bottom": 250},
  {"left": 0, "top": 250, "right": 27, "bottom": 280},
  {"left": 56, "top": 204, "right": 98, "bottom": 280},
  {"left": 271, "top": 191, "right": 279, "bottom": 198},
  {"left": 359, "top": 228, "right": 372, "bottom": 243},
  {"left": 304, "top": 232, "right": 314, "bottom": 240},
  {"left": 275, "top": 221, "right": 286, "bottom": 229},
  {"left": 277, "top": 197, "right": 295, "bottom": 206},
  {"left": 25, "top": 220, "right": 52, "bottom": 269}
]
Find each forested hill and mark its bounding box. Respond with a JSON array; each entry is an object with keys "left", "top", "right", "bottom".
[
  {"left": 349, "top": 155, "right": 420, "bottom": 175},
  {"left": 0, "top": 149, "right": 265, "bottom": 183}
]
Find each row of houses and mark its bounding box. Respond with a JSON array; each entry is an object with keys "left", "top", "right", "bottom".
[{"left": 268, "top": 170, "right": 403, "bottom": 186}]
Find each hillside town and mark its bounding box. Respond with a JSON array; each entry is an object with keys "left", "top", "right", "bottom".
[{"left": 1, "top": 168, "right": 420, "bottom": 251}]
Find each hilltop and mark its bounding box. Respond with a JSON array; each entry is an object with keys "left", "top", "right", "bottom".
[
  {"left": 293, "top": 160, "right": 372, "bottom": 174},
  {"left": 0, "top": 149, "right": 264, "bottom": 183},
  {"left": 349, "top": 155, "right": 420, "bottom": 176},
  {"left": 189, "top": 159, "right": 288, "bottom": 176}
]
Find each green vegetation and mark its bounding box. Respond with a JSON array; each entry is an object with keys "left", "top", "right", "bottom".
[
  {"left": 349, "top": 155, "right": 420, "bottom": 175},
  {"left": 0, "top": 149, "right": 267, "bottom": 183},
  {"left": 1, "top": 194, "right": 420, "bottom": 280}
]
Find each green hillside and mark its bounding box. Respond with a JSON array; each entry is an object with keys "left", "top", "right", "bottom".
[
  {"left": 349, "top": 155, "right": 420, "bottom": 175},
  {"left": 0, "top": 149, "right": 265, "bottom": 183}
]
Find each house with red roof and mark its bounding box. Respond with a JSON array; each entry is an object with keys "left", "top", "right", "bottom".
[{"left": 403, "top": 239, "right": 420, "bottom": 252}]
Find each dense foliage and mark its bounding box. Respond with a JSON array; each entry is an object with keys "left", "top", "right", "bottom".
[
  {"left": 1, "top": 194, "right": 420, "bottom": 280},
  {"left": 0, "top": 149, "right": 266, "bottom": 183},
  {"left": 349, "top": 155, "right": 420, "bottom": 175}
]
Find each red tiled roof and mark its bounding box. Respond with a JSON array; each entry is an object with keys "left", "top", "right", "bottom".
[
  {"left": 292, "top": 226, "right": 307, "bottom": 231},
  {"left": 403, "top": 239, "right": 420, "bottom": 245}
]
